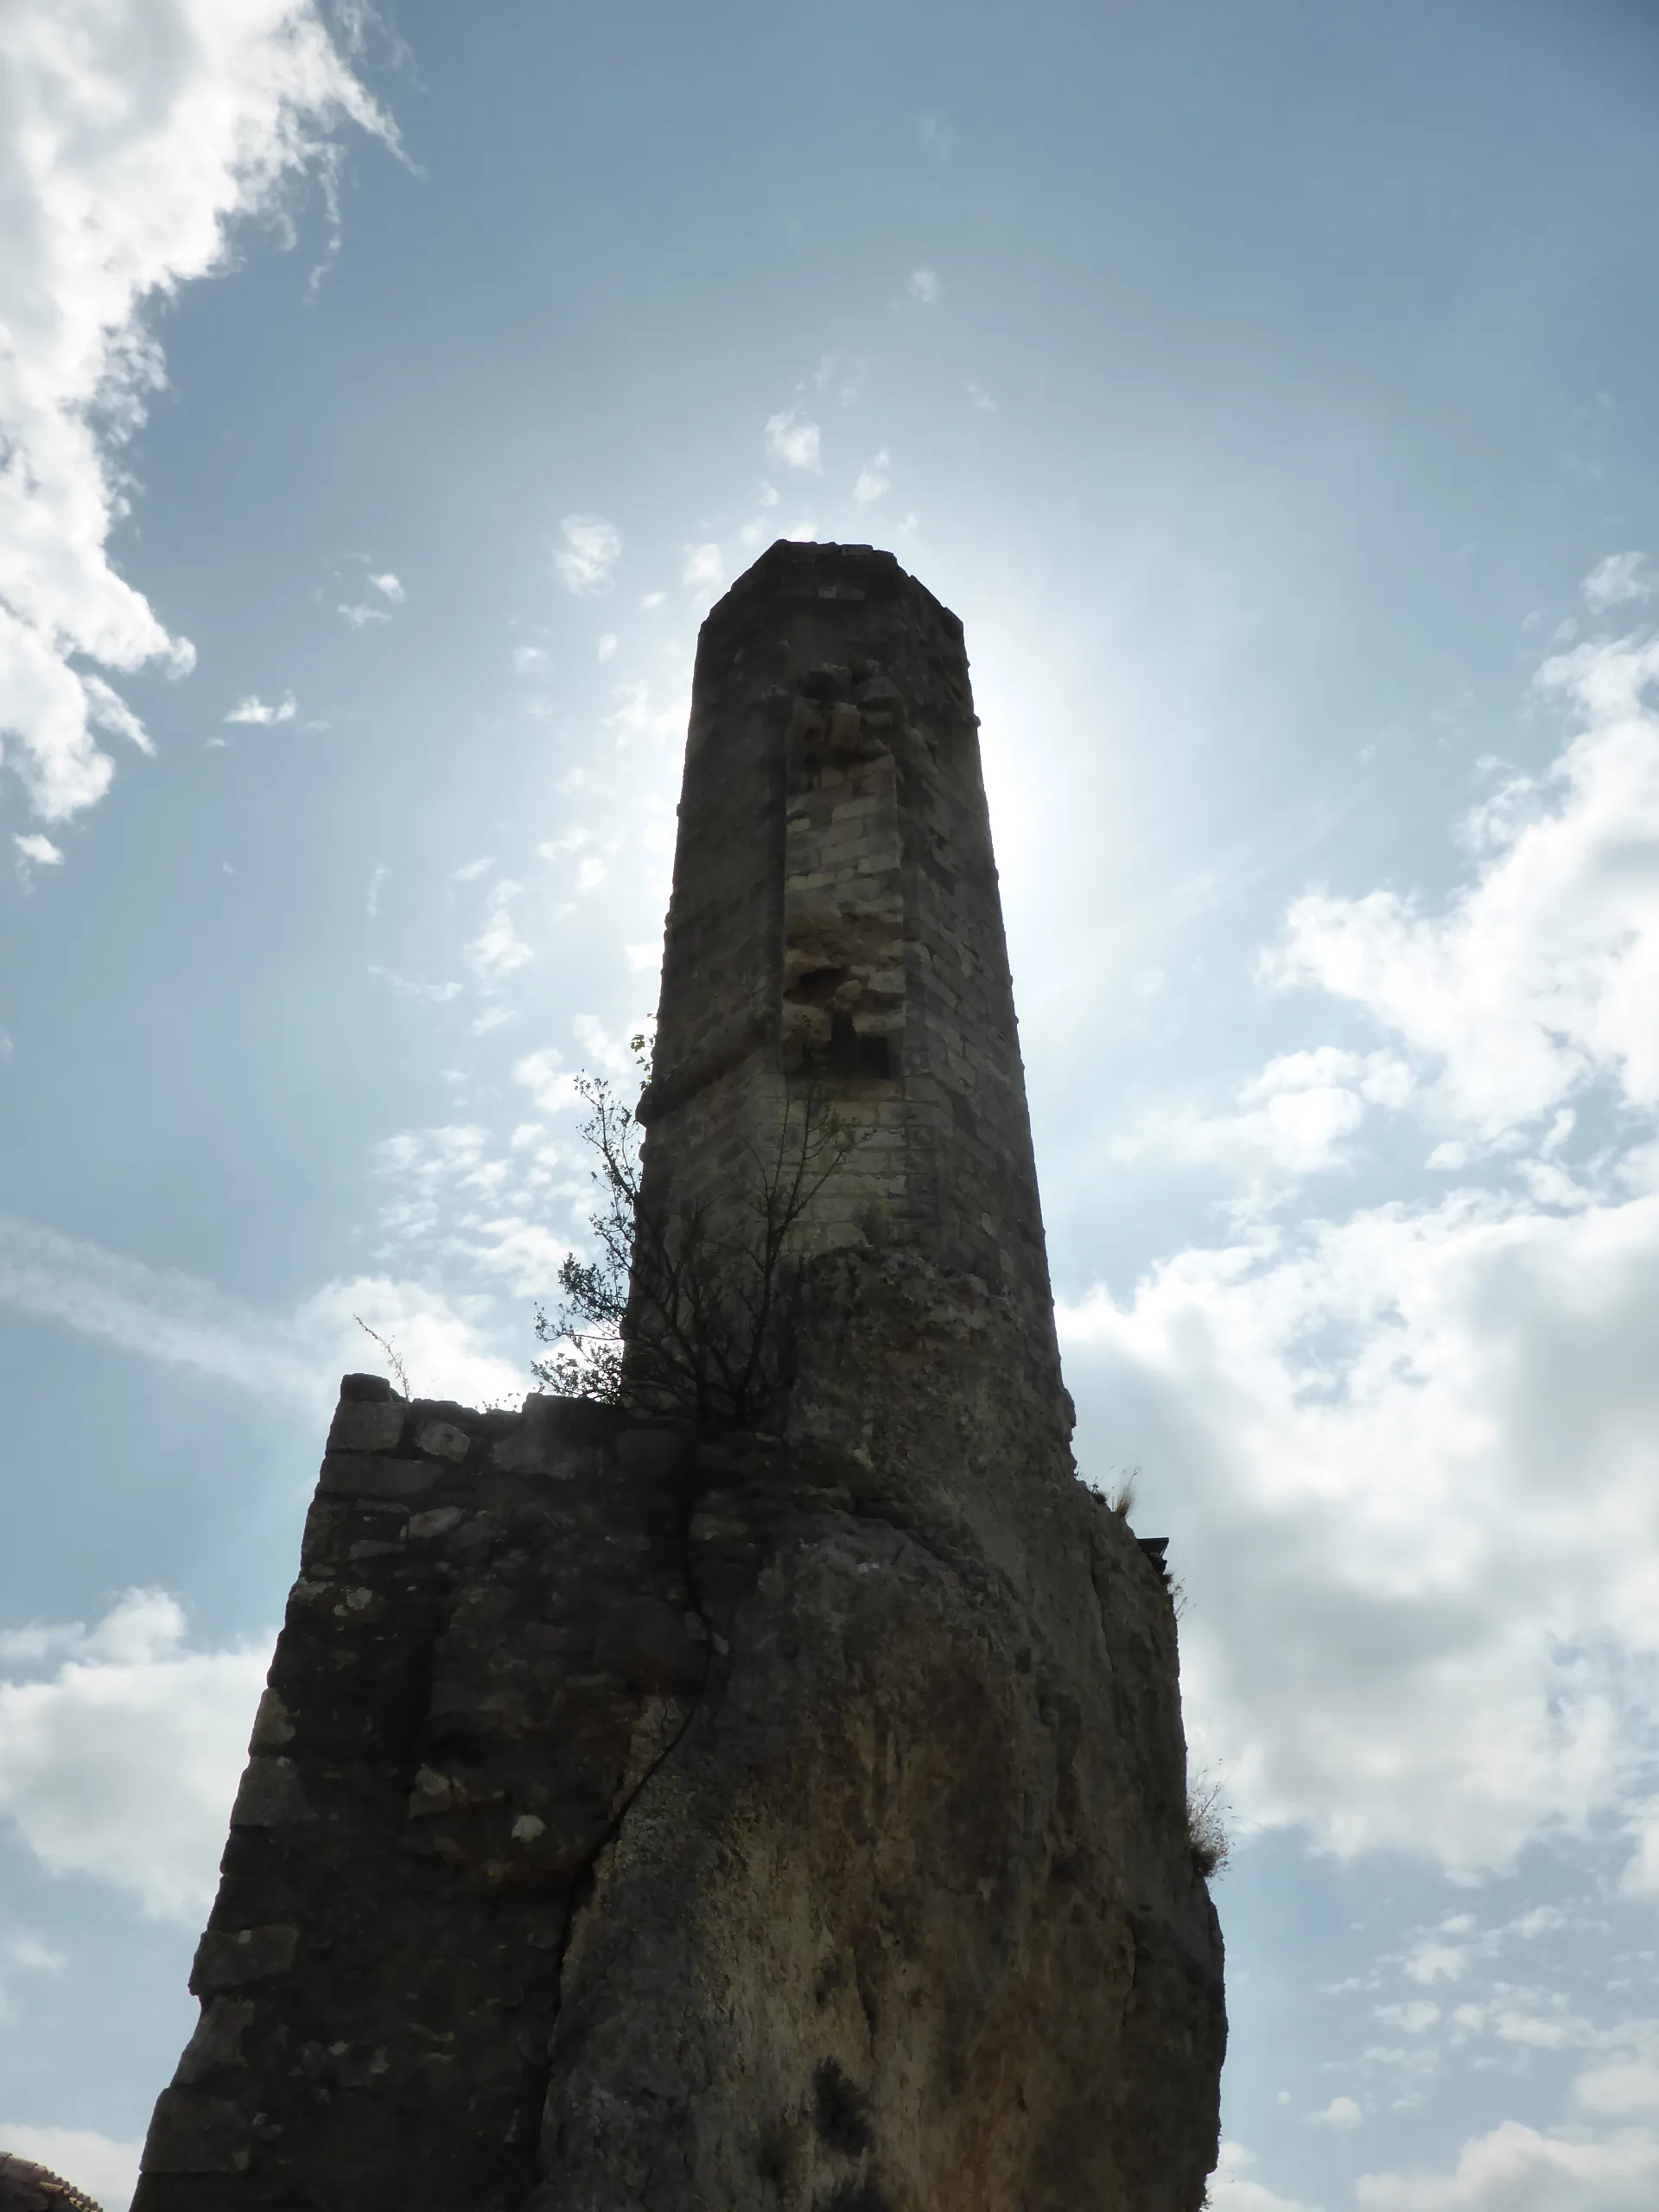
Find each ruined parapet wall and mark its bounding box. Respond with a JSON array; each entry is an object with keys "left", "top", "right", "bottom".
[
  {"left": 639, "top": 542, "right": 1058, "bottom": 1375},
  {"left": 134, "top": 1378, "right": 711, "bottom": 2210},
  {"left": 137, "top": 1371, "right": 1223, "bottom": 2212}
]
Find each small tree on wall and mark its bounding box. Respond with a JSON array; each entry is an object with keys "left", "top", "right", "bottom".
[{"left": 534, "top": 1048, "right": 860, "bottom": 1425}]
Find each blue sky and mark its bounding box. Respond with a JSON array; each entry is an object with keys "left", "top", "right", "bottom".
[{"left": 3, "top": 3, "right": 1659, "bottom": 2206}]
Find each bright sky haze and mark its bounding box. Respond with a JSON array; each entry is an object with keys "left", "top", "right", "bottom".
[{"left": 3, "top": 3, "right": 1659, "bottom": 2208}]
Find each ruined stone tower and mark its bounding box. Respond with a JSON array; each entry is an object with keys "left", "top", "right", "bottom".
[{"left": 133, "top": 543, "right": 1224, "bottom": 2212}]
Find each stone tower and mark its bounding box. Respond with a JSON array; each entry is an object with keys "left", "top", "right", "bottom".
[{"left": 132, "top": 544, "right": 1224, "bottom": 2212}]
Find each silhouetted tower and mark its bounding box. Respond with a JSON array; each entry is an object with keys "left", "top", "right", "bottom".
[{"left": 639, "top": 539, "right": 1062, "bottom": 1400}]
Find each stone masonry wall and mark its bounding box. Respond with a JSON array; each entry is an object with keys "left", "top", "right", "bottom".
[
  {"left": 135, "top": 541, "right": 1224, "bottom": 2209},
  {"left": 137, "top": 1331, "right": 1223, "bottom": 2212},
  {"left": 638, "top": 542, "right": 1059, "bottom": 1383}
]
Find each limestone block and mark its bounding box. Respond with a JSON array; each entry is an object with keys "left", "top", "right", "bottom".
[
  {"left": 173, "top": 1998, "right": 255, "bottom": 2086},
  {"left": 326, "top": 1398, "right": 406, "bottom": 1453},
  {"left": 189, "top": 1925, "right": 299, "bottom": 1992},
  {"left": 415, "top": 1418, "right": 471, "bottom": 1462},
  {"left": 227, "top": 1759, "right": 313, "bottom": 1828},
  {"left": 318, "top": 1452, "right": 439, "bottom": 1500},
  {"left": 140, "top": 2092, "right": 251, "bottom": 2176}
]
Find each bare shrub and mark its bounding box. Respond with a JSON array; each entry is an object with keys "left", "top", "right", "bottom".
[
  {"left": 1186, "top": 1774, "right": 1231, "bottom": 1880},
  {"left": 534, "top": 1058, "right": 859, "bottom": 1426}
]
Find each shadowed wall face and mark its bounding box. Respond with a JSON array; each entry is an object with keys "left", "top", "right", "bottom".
[{"left": 640, "top": 541, "right": 1058, "bottom": 1365}]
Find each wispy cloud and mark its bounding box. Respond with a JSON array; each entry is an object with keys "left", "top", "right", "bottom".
[
  {"left": 225, "top": 693, "right": 296, "bottom": 725},
  {"left": 1582, "top": 551, "right": 1650, "bottom": 612},
  {"left": 337, "top": 568, "right": 406, "bottom": 627},
  {"left": 368, "top": 967, "right": 462, "bottom": 1004},
  {"left": 512, "top": 645, "right": 550, "bottom": 675},
  {"left": 764, "top": 409, "right": 822, "bottom": 473},
  {"left": 512, "top": 1046, "right": 580, "bottom": 1113},
  {"left": 12, "top": 832, "right": 63, "bottom": 884},
  {"left": 853, "top": 451, "right": 890, "bottom": 504},
  {"left": 917, "top": 112, "right": 953, "bottom": 159},
  {"left": 553, "top": 514, "right": 622, "bottom": 596},
  {"left": 906, "top": 266, "right": 942, "bottom": 304},
  {"left": 0, "top": 1208, "right": 522, "bottom": 1414},
  {"left": 682, "top": 542, "right": 724, "bottom": 589},
  {"left": 466, "top": 880, "right": 534, "bottom": 982}
]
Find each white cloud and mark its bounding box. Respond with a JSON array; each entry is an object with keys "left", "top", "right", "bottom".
[
  {"left": 368, "top": 570, "right": 404, "bottom": 604},
  {"left": 1357, "top": 2121, "right": 1659, "bottom": 2211},
  {"left": 0, "top": 1590, "right": 267, "bottom": 1922},
  {"left": 640, "top": 590, "right": 665, "bottom": 611},
  {"left": 1309, "top": 2095, "right": 1363, "bottom": 2131},
  {"left": 1262, "top": 631, "right": 1659, "bottom": 1137},
  {"left": 597, "top": 632, "right": 618, "bottom": 661},
  {"left": 907, "top": 266, "right": 943, "bottom": 303},
  {"left": 1583, "top": 553, "right": 1650, "bottom": 612},
  {"left": 1059, "top": 620, "right": 1659, "bottom": 1883},
  {"left": 513, "top": 1046, "right": 580, "bottom": 1114},
  {"left": 1377, "top": 2000, "right": 1443, "bottom": 2035},
  {"left": 1577, "top": 2056, "right": 1659, "bottom": 2117},
  {"left": 12, "top": 832, "right": 63, "bottom": 877},
  {"left": 296, "top": 1274, "right": 524, "bottom": 1407},
  {"left": 764, "top": 409, "right": 822, "bottom": 473},
  {"left": 1205, "top": 2142, "right": 1319, "bottom": 2212},
  {"left": 225, "top": 692, "right": 296, "bottom": 725},
  {"left": 1116, "top": 1047, "right": 1413, "bottom": 1204},
  {"left": 512, "top": 645, "right": 550, "bottom": 675},
  {"left": 853, "top": 451, "right": 891, "bottom": 505},
  {"left": 682, "top": 542, "right": 724, "bottom": 589},
  {"left": 554, "top": 514, "right": 622, "bottom": 596},
  {"left": 337, "top": 599, "right": 389, "bottom": 627},
  {"left": 0, "top": 0, "right": 391, "bottom": 823},
  {"left": 967, "top": 381, "right": 997, "bottom": 411},
  {"left": 1063, "top": 1177, "right": 1659, "bottom": 1873},
  {"left": 466, "top": 880, "right": 533, "bottom": 982},
  {"left": 450, "top": 855, "right": 493, "bottom": 883},
  {"left": 0, "top": 2126, "right": 142, "bottom": 2212}
]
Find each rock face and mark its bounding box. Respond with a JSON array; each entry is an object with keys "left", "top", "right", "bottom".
[{"left": 133, "top": 543, "right": 1224, "bottom": 2211}]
